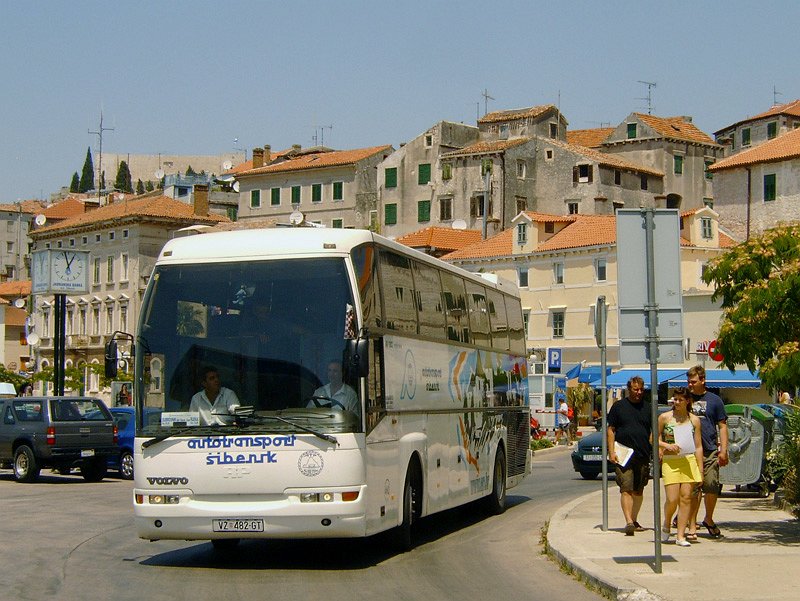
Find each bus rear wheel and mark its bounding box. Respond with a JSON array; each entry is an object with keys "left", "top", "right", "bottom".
[{"left": 485, "top": 447, "right": 506, "bottom": 515}]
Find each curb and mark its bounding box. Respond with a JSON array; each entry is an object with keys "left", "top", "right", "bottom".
[{"left": 545, "top": 489, "right": 665, "bottom": 601}]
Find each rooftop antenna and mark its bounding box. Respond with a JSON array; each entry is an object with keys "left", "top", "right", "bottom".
[
  {"left": 637, "top": 80, "right": 657, "bottom": 114},
  {"left": 481, "top": 88, "right": 495, "bottom": 116},
  {"left": 773, "top": 85, "right": 783, "bottom": 106},
  {"left": 313, "top": 124, "right": 334, "bottom": 147},
  {"left": 587, "top": 121, "right": 613, "bottom": 128},
  {"left": 88, "top": 110, "right": 114, "bottom": 203},
  {"left": 233, "top": 137, "right": 246, "bottom": 160}
]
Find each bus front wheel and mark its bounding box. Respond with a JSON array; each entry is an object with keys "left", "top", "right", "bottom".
[
  {"left": 485, "top": 447, "right": 507, "bottom": 515},
  {"left": 393, "top": 464, "right": 421, "bottom": 552}
]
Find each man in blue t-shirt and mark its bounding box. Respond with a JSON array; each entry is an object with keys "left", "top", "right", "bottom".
[{"left": 686, "top": 365, "right": 728, "bottom": 539}]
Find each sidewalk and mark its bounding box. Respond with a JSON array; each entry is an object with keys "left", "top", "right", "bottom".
[{"left": 546, "top": 457, "right": 799, "bottom": 601}]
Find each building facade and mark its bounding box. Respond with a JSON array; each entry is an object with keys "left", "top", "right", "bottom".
[{"left": 714, "top": 99, "right": 800, "bottom": 157}]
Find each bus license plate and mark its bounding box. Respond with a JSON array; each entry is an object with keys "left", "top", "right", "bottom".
[
  {"left": 583, "top": 454, "right": 603, "bottom": 462},
  {"left": 81, "top": 449, "right": 95, "bottom": 458},
  {"left": 213, "top": 519, "right": 264, "bottom": 532}
]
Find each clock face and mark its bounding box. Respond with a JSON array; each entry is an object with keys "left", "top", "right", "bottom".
[{"left": 53, "top": 251, "right": 84, "bottom": 282}]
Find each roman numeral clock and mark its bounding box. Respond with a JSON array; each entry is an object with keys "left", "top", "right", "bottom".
[{"left": 32, "top": 249, "right": 90, "bottom": 294}]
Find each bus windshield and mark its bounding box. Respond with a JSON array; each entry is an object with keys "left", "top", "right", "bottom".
[{"left": 135, "top": 256, "right": 360, "bottom": 437}]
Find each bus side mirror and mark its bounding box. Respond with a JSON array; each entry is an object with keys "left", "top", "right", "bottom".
[
  {"left": 104, "top": 340, "right": 118, "bottom": 379},
  {"left": 345, "top": 338, "right": 369, "bottom": 379}
]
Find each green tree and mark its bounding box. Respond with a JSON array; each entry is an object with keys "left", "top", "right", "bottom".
[
  {"left": 145, "top": 180, "right": 154, "bottom": 192},
  {"left": 79, "top": 147, "right": 95, "bottom": 192},
  {"left": 69, "top": 171, "right": 80, "bottom": 193},
  {"left": 703, "top": 223, "right": 800, "bottom": 391},
  {"left": 115, "top": 160, "right": 133, "bottom": 193},
  {"left": 100, "top": 170, "right": 105, "bottom": 192},
  {"left": 136, "top": 179, "right": 145, "bottom": 195},
  {"left": 186, "top": 165, "right": 196, "bottom": 176}
]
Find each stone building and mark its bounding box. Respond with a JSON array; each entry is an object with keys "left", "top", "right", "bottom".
[{"left": 714, "top": 99, "right": 800, "bottom": 157}]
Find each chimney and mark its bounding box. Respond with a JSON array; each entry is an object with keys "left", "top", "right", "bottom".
[
  {"left": 193, "top": 184, "right": 209, "bottom": 216},
  {"left": 264, "top": 144, "right": 271, "bottom": 163},
  {"left": 292, "top": 144, "right": 301, "bottom": 154},
  {"left": 252, "top": 147, "right": 264, "bottom": 169}
]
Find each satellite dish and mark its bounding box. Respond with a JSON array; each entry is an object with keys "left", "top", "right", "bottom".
[
  {"left": 34, "top": 214, "right": 47, "bottom": 226},
  {"left": 222, "top": 160, "right": 233, "bottom": 170},
  {"left": 289, "top": 210, "right": 304, "bottom": 225},
  {"left": 452, "top": 219, "right": 467, "bottom": 230},
  {"left": 26, "top": 333, "right": 40, "bottom": 346},
  {"left": 155, "top": 169, "right": 165, "bottom": 179},
  {"left": 232, "top": 181, "right": 240, "bottom": 192},
  {"left": 13, "top": 298, "right": 26, "bottom": 309}
]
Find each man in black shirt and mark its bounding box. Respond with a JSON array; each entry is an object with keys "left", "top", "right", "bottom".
[{"left": 607, "top": 376, "right": 652, "bottom": 536}]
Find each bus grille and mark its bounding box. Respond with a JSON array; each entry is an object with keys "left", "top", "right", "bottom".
[{"left": 504, "top": 410, "right": 528, "bottom": 477}]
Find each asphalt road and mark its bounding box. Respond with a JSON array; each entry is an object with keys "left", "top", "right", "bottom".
[{"left": 0, "top": 448, "right": 604, "bottom": 601}]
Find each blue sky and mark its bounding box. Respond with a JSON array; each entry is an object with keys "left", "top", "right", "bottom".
[{"left": 1, "top": 1, "right": 797, "bottom": 203}]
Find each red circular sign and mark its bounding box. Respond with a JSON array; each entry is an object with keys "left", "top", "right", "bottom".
[{"left": 708, "top": 339, "right": 724, "bottom": 362}]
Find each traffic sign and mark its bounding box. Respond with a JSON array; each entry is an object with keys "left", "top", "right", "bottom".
[
  {"left": 708, "top": 339, "right": 724, "bottom": 362},
  {"left": 547, "top": 347, "right": 562, "bottom": 374}
]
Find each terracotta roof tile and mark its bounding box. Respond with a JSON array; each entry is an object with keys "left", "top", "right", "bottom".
[
  {"left": 0, "top": 280, "right": 31, "bottom": 297},
  {"left": 237, "top": 145, "right": 392, "bottom": 177},
  {"left": 42, "top": 197, "right": 89, "bottom": 220},
  {"left": 443, "top": 228, "right": 514, "bottom": 260},
  {"left": 521, "top": 211, "right": 577, "bottom": 223},
  {"left": 396, "top": 227, "right": 482, "bottom": 252},
  {"left": 716, "top": 99, "right": 800, "bottom": 134},
  {"left": 709, "top": 126, "right": 800, "bottom": 171},
  {"left": 547, "top": 138, "right": 664, "bottom": 177},
  {"left": 634, "top": 113, "right": 717, "bottom": 145},
  {"left": 442, "top": 138, "right": 530, "bottom": 158},
  {"left": 478, "top": 105, "right": 557, "bottom": 124},
  {"left": 566, "top": 128, "right": 614, "bottom": 148},
  {"left": 32, "top": 195, "right": 228, "bottom": 234},
  {"left": 0, "top": 200, "right": 46, "bottom": 214}
]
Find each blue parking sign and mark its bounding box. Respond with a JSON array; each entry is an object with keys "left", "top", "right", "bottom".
[{"left": 547, "top": 347, "right": 562, "bottom": 374}]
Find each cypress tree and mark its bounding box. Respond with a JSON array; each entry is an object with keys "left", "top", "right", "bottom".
[
  {"left": 115, "top": 160, "right": 133, "bottom": 193},
  {"left": 136, "top": 179, "right": 145, "bottom": 195},
  {"left": 186, "top": 165, "right": 196, "bottom": 176},
  {"left": 69, "top": 172, "right": 80, "bottom": 193},
  {"left": 145, "top": 180, "right": 154, "bottom": 192},
  {"left": 79, "top": 147, "right": 95, "bottom": 192}
]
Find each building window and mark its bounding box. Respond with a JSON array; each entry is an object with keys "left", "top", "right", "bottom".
[
  {"left": 674, "top": 154, "right": 684, "bottom": 175},
  {"left": 418, "top": 163, "right": 431, "bottom": 185},
  {"left": 517, "top": 223, "right": 527, "bottom": 244},
  {"left": 517, "top": 159, "right": 526, "bottom": 179},
  {"left": 742, "top": 128, "right": 751, "bottom": 146},
  {"left": 79, "top": 307, "right": 87, "bottom": 335},
  {"left": 545, "top": 149, "right": 554, "bottom": 160},
  {"left": 614, "top": 170, "right": 621, "bottom": 185},
  {"left": 109, "top": 231, "right": 115, "bottom": 241},
  {"left": 271, "top": 187, "right": 281, "bottom": 206},
  {"left": 704, "top": 160, "right": 714, "bottom": 180},
  {"left": 439, "top": 197, "right": 452, "bottom": 221},
  {"left": 312, "top": 183, "right": 322, "bottom": 203},
  {"left": 92, "top": 306, "right": 100, "bottom": 335},
  {"left": 441, "top": 162, "right": 452, "bottom": 180},
  {"left": 544, "top": 222, "right": 554, "bottom": 234},
  {"left": 424, "top": 134, "right": 433, "bottom": 147},
  {"left": 93, "top": 258, "right": 101, "bottom": 285},
  {"left": 121, "top": 254, "right": 129, "bottom": 280},
  {"left": 523, "top": 310, "right": 530, "bottom": 338},
  {"left": 627, "top": 123, "right": 637, "bottom": 139},
  {"left": 333, "top": 181, "right": 343, "bottom": 201},
  {"left": 123, "top": 229, "right": 129, "bottom": 238},
  {"left": 518, "top": 267, "right": 529, "bottom": 288},
  {"left": 69, "top": 239, "right": 75, "bottom": 247},
  {"left": 574, "top": 164, "right": 592, "bottom": 183},
  {"left": 567, "top": 202, "right": 579, "bottom": 215},
  {"left": 120, "top": 305, "right": 128, "bottom": 332},
  {"left": 6, "top": 242, "right": 12, "bottom": 253},
  {"left": 767, "top": 121, "right": 778, "bottom": 139},
  {"left": 499, "top": 124, "right": 509, "bottom": 138},
  {"left": 106, "top": 305, "right": 114, "bottom": 335},
  {"left": 470, "top": 194, "right": 492, "bottom": 218},
  {"left": 250, "top": 189, "right": 261, "bottom": 208},
  {"left": 385, "top": 203, "right": 397, "bottom": 225},
  {"left": 549, "top": 122, "right": 558, "bottom": 139},
  {"left": 553, "top": 262, "right": 564, "bottom": 284},
  {"left": 107, "top": 256, "right": 114, "bottom": 281},
  {"left": 640, "top": 174, "right": 648, "bottom": 190},
  {"left": 701, "top": 217, "right": 713, "bottom": 239},
  {"left": 417, "top": 200, "right": 431, "bottom": 222},
  {"left": 385, "top": 167, "right": 397, "bottom": 188},
  {"left": 291, "top": 186, "right": 301, "bottom": 205},
  {"left": 515, "top": 196, "right": 527, "bottom": 213},
  {"left": 82, "top": 236, "right": 88, "bottom": 245},
  {"left": 95, "top": 234, "right": 101, "bottom": 243},
  {"left": 332, "top": 219, "right": 343, "bottom": 229},
  {"left": 764, "top": 174, "right": 777, "bottom": 201},
  {"left": 552, "top": 311, "right": 565, "bottom": 338},
  {"left": 595, "top": 258, "right": 607, "bottom": 281},
  {"left": 481, "top": 159, "right": 492, "bottom": 176}
]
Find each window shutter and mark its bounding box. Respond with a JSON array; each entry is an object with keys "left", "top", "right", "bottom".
[
  {"left": 385, "top": 168, "right": 397, "bottom": 188},
  {"left": 572, "top": 166, "right": 578, "bottom": 183}
]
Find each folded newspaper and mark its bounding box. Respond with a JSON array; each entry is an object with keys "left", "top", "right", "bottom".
[{"left": 612, "top": 442, "right": 634, "bottom": 467}]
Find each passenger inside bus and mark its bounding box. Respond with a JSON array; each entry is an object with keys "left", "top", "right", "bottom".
[{"left": 306, "top": 360, "right": 359, "bottom": 417}]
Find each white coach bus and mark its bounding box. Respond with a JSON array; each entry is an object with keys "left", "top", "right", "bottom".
[{"left": 118, "top": 228, "right": 530, "bottom": 550}]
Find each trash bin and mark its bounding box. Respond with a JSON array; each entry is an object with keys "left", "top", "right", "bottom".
[
  {"left": 755, "top": 403, "right": 797, "bottom": 453},
  {"left": 719, "top": 404, "right": 774, "bottom": 489}
]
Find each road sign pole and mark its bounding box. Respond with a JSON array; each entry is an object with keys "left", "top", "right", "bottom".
[{"left": 596, "top": 296, "right": 609, "bottom": 531}]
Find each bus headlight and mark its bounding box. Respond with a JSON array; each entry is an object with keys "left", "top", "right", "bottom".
[{"left": 146, "top": 494, "right": 180, "bottom": 505}]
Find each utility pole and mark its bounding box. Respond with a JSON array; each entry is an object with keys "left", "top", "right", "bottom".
[
  {"left": 773, "top": 85, "right": 783, "bottom": 106},
  {"left": 481, "top": 88, "right": 495, "bottom": 116},
  {"left": 88, "top": 112, "right": 114, "bottom": 203}
]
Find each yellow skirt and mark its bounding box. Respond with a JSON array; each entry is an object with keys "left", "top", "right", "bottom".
[{"left": 662, "top": 454, "right": 702, "bottom": 485}]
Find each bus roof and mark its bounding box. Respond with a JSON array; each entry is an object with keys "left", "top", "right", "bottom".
[{"left": 157, "top": 228, "right": 520, "bottom": 297}]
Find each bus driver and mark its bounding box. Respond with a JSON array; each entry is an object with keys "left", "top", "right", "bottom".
[
  {"left": 307, "top": 360, "right": 359, "bottom": 417},
  {"left": 190, "top": 366, "right": 241, "bottom": 425}
]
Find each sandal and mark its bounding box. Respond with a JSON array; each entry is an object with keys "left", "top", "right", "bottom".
[
  {"left": 633, "top": 521, "right": 646, "bottom": 532},
  {"left": 686, "top": 533, "right": 698, "bottom": 542},
  {"left": 701, "top": 520, "right": 722, "bottom": 538}
]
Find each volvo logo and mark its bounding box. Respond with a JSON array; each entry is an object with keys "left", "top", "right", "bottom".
[{"left": 147, "top": 477, "right": 189, "bottom": 486}]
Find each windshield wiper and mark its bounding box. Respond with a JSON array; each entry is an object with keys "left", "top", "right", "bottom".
[
  {"left": 260, "top": 414, "right": 338, "bottom": 445},
  {"left": 141, "top": 425, "right": 227, "bottom": 449}
]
